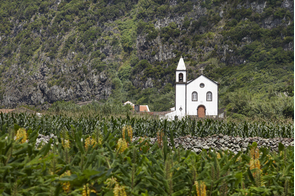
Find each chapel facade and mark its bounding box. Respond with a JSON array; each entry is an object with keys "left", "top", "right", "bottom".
[{"left": 165, "top": 57, "right": 219, "bottom": 119}]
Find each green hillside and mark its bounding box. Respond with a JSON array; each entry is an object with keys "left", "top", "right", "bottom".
[{"left": 0, "top": 0, "right": 293, "bottom": 120}]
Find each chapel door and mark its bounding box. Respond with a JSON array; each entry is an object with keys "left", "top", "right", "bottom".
[{"left": 197, "top": 106, "right": 205, "bottom": 118}]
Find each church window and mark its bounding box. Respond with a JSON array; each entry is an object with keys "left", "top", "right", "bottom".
[
  {"left": 206, "top": 92, "right": 212, "bottom": 101},
  {"left": 179, "top": 73, "right": 183, "bottom": 82},
  {"left": 192, "top": 92, "right": 198, "bottom": 101},
  {"left": 200, "top": 83, "right": 205, "bottom": 88}
]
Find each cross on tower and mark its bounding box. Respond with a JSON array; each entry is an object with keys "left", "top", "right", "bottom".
[{"left": 200, "top": 67, "right": 204, "bottom": 74}]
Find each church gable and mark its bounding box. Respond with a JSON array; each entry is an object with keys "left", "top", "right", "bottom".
[
  {"left": 187, "top": 75, "right": 218, "bottom": 86},
  {"left": 187, "top": 75, "right": 218, "bottom": 102},
  {"left": 186, "top": 74, "right": 218, "bottom": 116}
]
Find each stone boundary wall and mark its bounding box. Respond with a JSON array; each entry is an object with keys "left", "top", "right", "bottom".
[
  {"left": 133, "top": 134, "right": 294, "bottom": 154},
  {"left": 35, "top": 133, "right": 293, "bottom": 154}
]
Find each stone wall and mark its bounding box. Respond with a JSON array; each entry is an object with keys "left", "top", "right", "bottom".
[{"left": 134, "top": 134, "right": 294, "bottom": 154}]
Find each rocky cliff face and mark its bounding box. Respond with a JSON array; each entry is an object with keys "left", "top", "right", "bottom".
[
  {"left": 136, "top": 0, "right": 293, "bottom": 67},
  {"left": 0, "top": 0, "right": 293, "bottom": 109},
  {"left": 2, "top": 62, "right": 111, "bottom": 109}
]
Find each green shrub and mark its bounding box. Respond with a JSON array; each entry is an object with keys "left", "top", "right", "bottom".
[
  {"left": 91, "top": 58, "right": 107, "bottom": 72},
  {"left": 274, "top": 8, "right": 286, "bottom": 19},
  {"left": 118, "top": 65, "right": 132, "bottom": 81},
  {"left": 283, "top": 105, "right": 294, "bottom": 119}
]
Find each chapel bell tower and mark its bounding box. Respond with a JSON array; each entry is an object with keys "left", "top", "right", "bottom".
[{"left": 175, "top": 57, "right": 187, "bottom": 115}]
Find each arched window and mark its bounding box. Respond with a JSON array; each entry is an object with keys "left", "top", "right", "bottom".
[
  {"left": 206, "top": 92, "right": 212, "bottom": 101},
  {"left": 192, "top": 91, "right": 198, "bottom": 101},
  {"left": 179, "top": 73, "right": 183, "bottom": 82}
]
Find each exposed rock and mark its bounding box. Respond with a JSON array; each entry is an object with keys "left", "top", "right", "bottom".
[
  {"left": 250, "top": 1, "right": 266, "bottom": 13},
  {"left": 145, "top": 78, "right": 154, "bottom": 88},
  {"left": 99, "top": 71, "right": 108, "bottom": 82},
  {"left": 47, "top": 86, "right": 66, "bottom": 102},
  {"left": 203, "top": 145, "right": 209, "bottom": 150},
  {"left": 1, "top": 63, "right": 111, "bottom": 107},
  {"left": 261, "top": 16, "right": 284, "bottom": 29},
  {"left": 281, "top": 0, "right": 294, "bottom": 11}
]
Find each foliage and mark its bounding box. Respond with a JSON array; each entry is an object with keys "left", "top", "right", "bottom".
[
  {"left": 47, "top": 101, "right": 133, "bottom": 117},
  {"left": 0, "top": 113, "right": 293, "bottom": 138},
  {"left": 0, "top": 0, "right": 293, "bottom": 121},
  {"left": 116, "top": 18, "right": 137, "bottom": 53},
  {"left": 0, "top": 119, "right": 293, "bottom": 195},
  {"left": 160, "top": 22, "right": 181, "bottom": 42}
]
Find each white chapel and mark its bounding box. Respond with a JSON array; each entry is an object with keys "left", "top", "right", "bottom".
[{"left": 165, "top": 57, "right": 219, "bottom": 120}]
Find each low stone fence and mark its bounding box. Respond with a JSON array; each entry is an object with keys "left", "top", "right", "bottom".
[
  {"left": 35, "top": 133, "right": 293, "bottom": 154},
  {"left": 133, "top": 134, "right": 294, "bottom": 154}
]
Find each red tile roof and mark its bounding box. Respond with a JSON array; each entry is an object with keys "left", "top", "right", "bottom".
[{"left": 139, "top": 105, "right": 149, "bottom": 112}]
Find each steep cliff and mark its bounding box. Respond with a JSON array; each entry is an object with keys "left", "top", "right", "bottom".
[{"left": 0, "top": 0, "right": 293, "bottom": 118}]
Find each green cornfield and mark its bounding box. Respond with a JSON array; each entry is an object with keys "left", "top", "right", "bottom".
[
  {"left": 0, "top": 113, "right": 293, "bottom": 138},
  {"left": 0, "top": 113, "right": 293, "bottom": 195}
]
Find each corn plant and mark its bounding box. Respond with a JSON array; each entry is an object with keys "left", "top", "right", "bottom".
[
  {"left": 0, "top": 113, "right": 293, "bottom": 138},
  {"left": 0, "top": 113, "right": 293, "bottom": 195}
]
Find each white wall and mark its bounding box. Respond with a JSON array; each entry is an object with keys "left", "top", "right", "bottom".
[
  {"left": 164, "top": 110, "right": 186, "bottom": 121},
  {"left": 186, "top": 75, "right": 218, "bottom": 116},
  {"left": 175, "top": 84, "right": 186, "bottom": 116}
]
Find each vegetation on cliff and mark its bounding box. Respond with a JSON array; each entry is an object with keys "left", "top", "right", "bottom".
[{"left": 0, "top": 0, "right": 293, "bottom": 120}]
